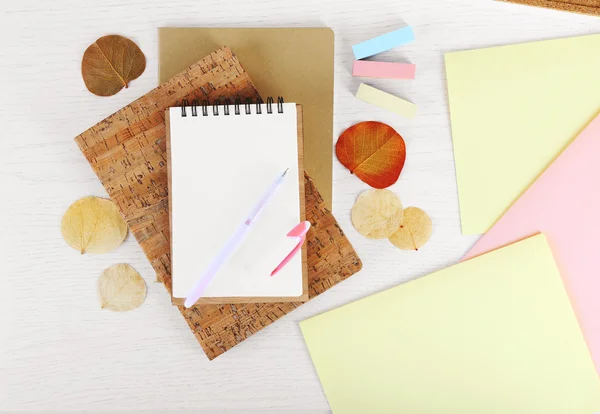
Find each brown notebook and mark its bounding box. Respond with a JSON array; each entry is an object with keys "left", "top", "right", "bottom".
[
  {"left": 499, "top": 0, "right": 600, "bottom": 16},
  {"left": 159, "top": 27, "right": 335, "bottom": 209},
  {"left": 75, "top": 47, "right": 362, "bottom": 359}
]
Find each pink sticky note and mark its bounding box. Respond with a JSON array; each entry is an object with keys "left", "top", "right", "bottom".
[
  {"left": 464, "top": 112, "right": 600, "bottom": 374},
  {"left": 352, "top": 60, "right": 416, "bottom": 80}
]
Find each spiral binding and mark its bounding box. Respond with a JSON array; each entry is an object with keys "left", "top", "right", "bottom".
[{"left": 180, "top": 96, "right": 285, "bottom": 117}]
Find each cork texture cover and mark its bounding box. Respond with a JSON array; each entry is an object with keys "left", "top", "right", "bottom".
[{"left": 500, "top": 0, "right": 600, "bottom": 16}]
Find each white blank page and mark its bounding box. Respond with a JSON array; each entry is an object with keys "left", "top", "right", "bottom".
[{"left": 169, "top": 103, "right": 302, "bottom": 299}]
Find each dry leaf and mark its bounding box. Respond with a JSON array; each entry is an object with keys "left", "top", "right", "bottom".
[
  {"left": 351, "top": 189, "right": 404, "bottom": 239},
  {"left": 98, "top": 264, "right": 146, "bottom": 312},
  {"left": 336, "top": 121, "right": 406, "bottom": 189},
  {"left": 389, "top": 207, "right": 432, "bottom": 251},
  {"left": 81, "top": 35, "right": 146, "bottom": 97},
  {"left": 61, "top": 196, "right": 128, "bottom": 254}
]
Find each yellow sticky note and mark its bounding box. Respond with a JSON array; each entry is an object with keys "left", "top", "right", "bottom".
[
  {"left": 446, "top": 34, "right": 600, "bottom": 235},
  {"left": 300, "top": 234, "right": 600, "bottom": 414},
  {"left": 356, "top": 83, "right": 416, "bottom": 118}
]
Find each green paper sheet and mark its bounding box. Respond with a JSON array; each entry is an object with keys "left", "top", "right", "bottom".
[
  {"left": 300, "top": 234, "right": 600, "bottom": 414},
  {"left": 445, "top": 34, "right": 600, "bottom": 234}
]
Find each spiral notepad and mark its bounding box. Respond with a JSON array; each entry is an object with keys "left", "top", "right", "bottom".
[{"left": 167, "top": 98, "right": 308, "bottom": 305}]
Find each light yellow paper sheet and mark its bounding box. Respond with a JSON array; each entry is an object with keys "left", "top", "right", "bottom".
[
  {"left": 445, "top": 34, "right": 600, "bottom": 234},
  {"left": 300, "top": 234, "right": 600, "bottom": 414}
]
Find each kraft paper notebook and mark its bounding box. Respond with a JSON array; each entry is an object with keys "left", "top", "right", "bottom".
[
  {"left": 445, "top": 33, "right": 600, "bottom": 235},
  {"left": 465, "top": 112, "right": 600, "bottom": 374},
  {"left": 75, "top": 47, "right": 362, "bottom": 360},
  {"left": 301, "top": 235, "right": 600, "bottom": 414},
  {"left": 159, "top": 27, "right": 335, "bottom": 208},
  {"left": 167, "top": 101, "right": 308, "bottom": 305}
]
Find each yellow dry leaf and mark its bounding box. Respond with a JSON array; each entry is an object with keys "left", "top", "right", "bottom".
[
  {"left": 98, "top": 264, "right": 146, "bottom": 312},
  {"left": 61, "top": 196, "right": 127, "bottom": 254},
  {"left": 351, "top": 189, "right": 404, "bottom": 239},
  {"left": 389, "top": 207, "right": 432, "bottom": 251}
]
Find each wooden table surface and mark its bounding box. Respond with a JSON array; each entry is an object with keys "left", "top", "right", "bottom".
[{"left": 1, "top": 0, "right": 597, "bottom": 411}]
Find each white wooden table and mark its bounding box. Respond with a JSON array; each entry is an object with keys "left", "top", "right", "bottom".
[{"left": 1, "top": 0, "right": 597, "bottom": 411}]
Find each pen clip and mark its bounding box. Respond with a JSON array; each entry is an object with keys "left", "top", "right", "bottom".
[{"left": 270, "top": 221, "right": 311, "bottom": 277}]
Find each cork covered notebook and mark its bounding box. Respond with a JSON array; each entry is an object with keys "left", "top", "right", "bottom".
[
  {"left": 74, "top": 47, "right": 362, "bottom": 359},
  {"left": 499, "top": 0, "right": 600, "bottom": 16}
]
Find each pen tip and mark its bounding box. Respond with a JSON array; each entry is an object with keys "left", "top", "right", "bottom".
[{"left": 282, "top": 168, "right": 289, "bottom": 177}]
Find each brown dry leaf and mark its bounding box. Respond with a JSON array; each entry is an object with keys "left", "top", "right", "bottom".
[
  {"left": 336, "top": 121, "right": 406, "bottom": 189},
  {"left": 81, "top": 35, "right": 146, "bottom": 96},
  {"left": 389, "top": 207, "right": 432, "bottom": 251},
  {"left": 61, "top": 196, "right": 128, "bottom": 254},
  {"left": 351, "top": 189, "right": 404, "bottom": 239},
  {"left": 98, "top": 264, "right": 146, "bottom": 312}
]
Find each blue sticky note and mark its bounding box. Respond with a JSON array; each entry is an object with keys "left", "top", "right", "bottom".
[{"left": 352, "top": 26, "right": 415, "bottom": 60}]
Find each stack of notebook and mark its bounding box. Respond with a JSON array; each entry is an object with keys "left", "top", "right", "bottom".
[{"left": 75, "top": 30, "right": 362, "bottom": 360}]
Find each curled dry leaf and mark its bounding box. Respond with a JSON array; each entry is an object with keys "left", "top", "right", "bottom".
[
  {"left": 98, "top": 264, "right": 146, "bottom": 312},
  {"left": 351, "top": 189, "right": 404, "bottom": 239},
  {"left": 389, "top": 207, "right": 432, "bottom": 251},
  {"left": 81, "top": 35, "right": 146, "bottom": 97},
  {"left": 61, "top": 196, "right": 128, "bottom": 254},
  {"left": 336, "top": 121, "right": 406, "bottom": 189}
]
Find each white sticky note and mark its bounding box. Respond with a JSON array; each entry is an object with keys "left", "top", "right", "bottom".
[{"left": 355, "top": 83, "right": 416, "bottom": 118}]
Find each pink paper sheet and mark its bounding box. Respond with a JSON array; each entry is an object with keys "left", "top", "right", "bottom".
[
  {"left": 464, "top": 112, "right": 600, "bottom": 374},
  {"left": 352, "top": 60, "right": 416, "bottom": 79}
]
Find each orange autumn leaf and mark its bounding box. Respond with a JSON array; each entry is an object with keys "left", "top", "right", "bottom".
[{"left": 336, "top": 121, "right": 406, "bottom": 189}]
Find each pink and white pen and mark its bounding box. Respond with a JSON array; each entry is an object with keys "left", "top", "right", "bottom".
[{"left": 184, "top": 169, "right": 289, "bottom": 308}]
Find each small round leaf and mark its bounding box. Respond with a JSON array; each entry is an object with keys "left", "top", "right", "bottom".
[
  {"left": 98, "top": 264, "right": 147, "bottom": 312},
  {"left": 389, "top": 207, "right": 432, "bottom": 251},
  {"left": 336, "top": 121, "right": 406, "bottom": 189},
  {"left": 82, "top": 35, "right": 146, "bottom": 97},
  {"left": 351, "top": 189, "right": 404, "bottom": 239},
  {"left": 61, "top": 196, "right": 128, "bottom": 254}
]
